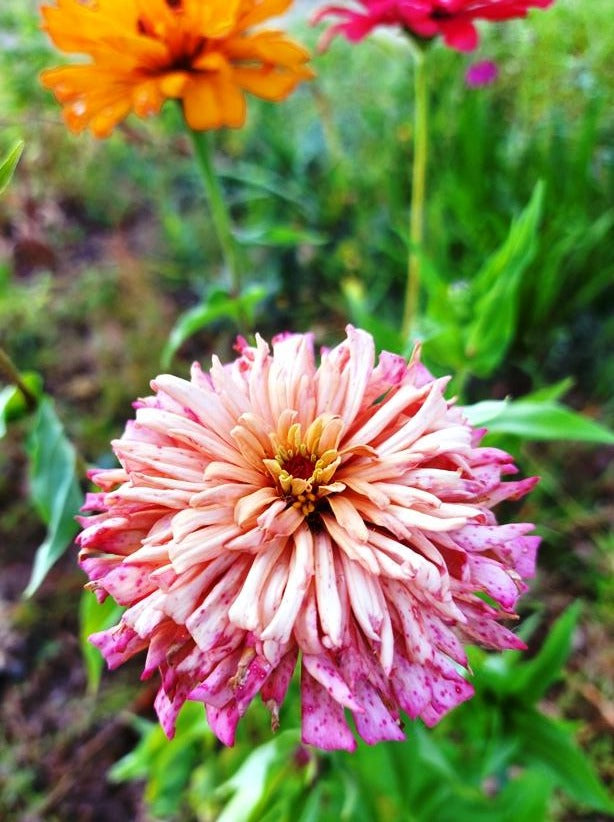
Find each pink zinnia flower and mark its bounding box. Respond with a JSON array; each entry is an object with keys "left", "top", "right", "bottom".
[
  {"left": 79, "top": 327, "right": 539, "bottom": 751},
  {"left": 313, "top": 0, "right": 554, "bottom": 52}
]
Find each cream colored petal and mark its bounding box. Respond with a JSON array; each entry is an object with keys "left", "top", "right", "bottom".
[
  {"left": 313, "top": 531, "right": 344, "bottom": 648},
  {"left": 228, "top": 539, "right": 287, "bottom": 631},
  {"left": 234, "top": 487, "right": 280, "bottom": 528},
  {"left": 340, "top": 552, "right": 384, "bottom": 642},
  {"left": 327, "top": 494, "right": 369, "bottom": 542},
  {"left": 321, "top": 513, "right": 378, "bottom": 574},
  {"left": 260, "top": 526, "right": 313, "bottom": 643}
]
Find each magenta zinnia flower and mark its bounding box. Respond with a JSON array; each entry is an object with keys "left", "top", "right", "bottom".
[
  {"left": 313, "top": 0, "right": 554, "bottom": 52},
  {"left": 79, "top": 327, "right": 539, "bottom": 751}
]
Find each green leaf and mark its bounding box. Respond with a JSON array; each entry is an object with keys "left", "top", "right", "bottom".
[
  {"left": 351, "top": 740, "right": 405, "bottom": 818},
  {"left": 144, "top": 733, "right": 202, "bottom": 818},
  {"left": 492, "top": 770, "right": 553, "bottom": 822},
  {"left": 512, "top": 708, "right": 613, "bottom": 813},
  {"left": 110, "top": 702, "right": 211, "bottom": 818},
  {"left": 221, "top": 164, "right": 307, "bottom": 212},
  {"left": 342, "top": 278, "right": 404, "bottom": 354},
  {"left": 234, "top": 225, "right": 327, "bottom": 248},
  {"left": 463, "top": 399, "right": 614, "bottom": 444},
  {"left": 510, "top": 602, "right": 581, "bottom": 702},
  {"left": 23, "top": 397, "right": 83, "bottom": 597},
  {"left": 0, "top": 372, "right": 44, "bottom": 437},
  {"left": 524, "top": 377, "right": 574, "bottom": 403},
  {"left": 0, "top": 139, "right": 24, "bottom": 196},
  {"left": 161, "top": 284, "right": 267, "bottom": 368},
  {"left": 79, "top": 590, "right": 124, "bottom": 695},
  {"left": 418, "top": 768, "right": 553, "bottom": 822},
  {"left": 463, "top": 182, "right": 544, "bottom": 377},
  {"left": 0, "top": 386, "right": 17, "bottom": 438},
  {"left": 215, "top": 730, "right": 301, "bottom": 822}
]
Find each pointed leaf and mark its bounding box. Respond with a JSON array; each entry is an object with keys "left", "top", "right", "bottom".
[
  {"left": 463, "top": 399, "right": 614, "bottom": 444},
  {"left": 463, "top": 182, "right": 544, "bottom": 376},
  {"left": 234, "top": 224, "right": 327, "bottom": 247},
  {"left": 79, "top": 590, "right": 124, "bottom": 695},
  {"left": 512, "top": 708, "right": 613, "bottom": 813},
  {"left": 216, "top": 731, "right": 300, "bottom": 822},
  {"left": 510, "top": 602, "right": 581, "bottom": 702},
  {"left": 161, "top": 284, "right": 267, "bottom": 367},
  {"left": 0, "top": 140, "right": 24, "bottom": 196},
  {"left": 0, "top": 372, "right": 44, "bottom": 437},
  {"left": 23, "top": 397, "right": 83, "bottom": 596},
  {"left": 492, "top": 770, "right": 553, "bottom": 822},
  {"left": 524, "top": 377, "right": 574, "bottom": 403}
]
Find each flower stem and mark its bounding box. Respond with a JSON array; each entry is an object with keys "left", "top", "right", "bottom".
[
  {"left": 188, "top": 128, "right": 244, "bottom": 299},
  {"left": 0, "top": 347, "right": 37, "bottom": 411},
  {"left": 402, "top": 47, "right": 428, "bottom": 343}
]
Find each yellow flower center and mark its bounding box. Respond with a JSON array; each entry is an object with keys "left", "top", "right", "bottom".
[{"left": 264, "top": 415, "right": 343, "bottom": 516}]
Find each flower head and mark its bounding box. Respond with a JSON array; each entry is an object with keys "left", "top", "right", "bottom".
[
  {"left": 79, "top": 328, "right": 539, "bottom": 750},
  {"left": 465, "top": 58, "right": 499, "bottom": 87},
  {"left": 40, "top": 0, "right": 313, "bottom": 137},
  {"left": 313, "top": 0, "right": 554, "bottom": 52}
]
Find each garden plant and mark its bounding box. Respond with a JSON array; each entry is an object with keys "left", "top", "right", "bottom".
[{"left": 0, "top": 0, "right": 612, "bottom": 819}]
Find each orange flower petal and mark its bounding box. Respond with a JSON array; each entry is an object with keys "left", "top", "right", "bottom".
[
  {"left": 158, "top": 71, "right": 190, "bottom": 98},
  {"left": 232, "top": 65, "right": 311, "bottom": 101},
  {"left": 237, "top": 0, "right": 293, "bottom": 29},
  {"left": 182, "top": 76, "right": 246, "bottom": 130},
  {"left": 224, "top": 31, "right": 312, "bottom": 68},
  {"left": 40, "top": 0, "right": 312, "bottom": 134}
]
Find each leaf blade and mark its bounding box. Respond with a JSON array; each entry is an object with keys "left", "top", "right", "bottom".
[
  {"left": 463, "top": 399, "right": 614, "bottom": 444},
  {"left": 512, "top": 708, "right": 613, "bottom": 813},
  {"left": 23, "top": 397, "right": 83, "bottom": 597},
  {"left": 0, "top": 139, "right": 24, "bottom": 196}
]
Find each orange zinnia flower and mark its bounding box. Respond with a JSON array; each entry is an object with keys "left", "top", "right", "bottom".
[{"left": 40, "top": 0, "right": 314, "bottom": 137}]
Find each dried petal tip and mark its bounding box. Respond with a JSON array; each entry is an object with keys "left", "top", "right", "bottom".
[{"left": 79, "top": 327, "right": 540, "bottom": 750}]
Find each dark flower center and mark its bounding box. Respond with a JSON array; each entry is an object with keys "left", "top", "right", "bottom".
[{"left": 282, "top": 453, "right": 317, "bottom": 480}]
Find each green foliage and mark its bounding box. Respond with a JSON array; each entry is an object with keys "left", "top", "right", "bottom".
[
  {"left": 79, "top": 591, "right": 124, "bottom": 695},
  {"left": 1, "top": 1, "right": 612, "bottom": 819},
  {"left": 342, "top": 278, "right": 405, "bottom": 354},
  {"left": 464, "top": 398, "right": 614, "bottom": 444},
  {"left": 0, "top": 140, "right": 24, "bottom": 196},
  {"left": 109, "top": 606, "right": 611, "bottom": 821},
  {"left": 109, "top": 703, "right": 215, "bottom": 819},
  {"left": 23, "top": 397, "right": 83, "bottom": 597},
  {"left": 421, "top": 181, "right": 544, "bottom": 378},
  {"left": 0, "top": 372, "right": 42, "bottom": 438},
  {"left": 213, "top": 730, "right": 305, "bottom": 822},
  {"left": 510, "top": 708, "right": 612, "bottom": 813},
  {"left": 161, "top": 284, "right": 268, "bottom": 367}
]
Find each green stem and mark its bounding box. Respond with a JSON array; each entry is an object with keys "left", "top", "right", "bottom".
[
  {"left": 0, "top": 347, "right": 37, "bottom": 411},
  {"left": 188, "top": 128, "right": 244, "bottom": 298},
  {"left": 402, "top": 47, "right": 429, "bottom": 342}
]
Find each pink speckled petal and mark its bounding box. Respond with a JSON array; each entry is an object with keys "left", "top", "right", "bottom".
[
  {"left": 78, "top": 324, "right": 541, "bottom": 750},
  {"left": 303, "top": 653, "right": 363, "bottom": 711},
  {"left": 301, "top": 668, "right": 356, "bottom": 751},
  {"left": 391, "top": 655, "right": 432, "bottom": 718},
  {"left": 206, "top": 702, "right": 241, "bottom": 746},
  {"left": 352, "top": 678, "right": 405, "bottom": 743},
  {"left": 89, "top": 624, "right": 147, "bottom": 669}
]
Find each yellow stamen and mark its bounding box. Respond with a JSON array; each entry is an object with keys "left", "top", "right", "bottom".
[{"left": 268, "top": 414, "right": 345, "bottom": 517}]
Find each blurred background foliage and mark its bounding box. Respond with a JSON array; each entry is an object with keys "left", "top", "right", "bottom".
[{"left": 0, "top": 0, "right": 612, "bottom": 819}]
